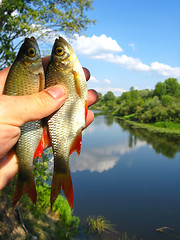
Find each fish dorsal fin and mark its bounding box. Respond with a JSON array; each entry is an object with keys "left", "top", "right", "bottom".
[
  {"left": 69, "top": 131, "right": 82, "bottom": 156},
  {"left": 72, "top": 70, "right": 81, "bottom": 98}
]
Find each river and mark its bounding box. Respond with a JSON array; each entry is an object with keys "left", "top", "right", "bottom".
[{"left": 68, "top": 112, "right": 180, "bottom": 240}]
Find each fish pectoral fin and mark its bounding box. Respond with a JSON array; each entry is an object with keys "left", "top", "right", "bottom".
[
  {"left": 33, "top": 135, "right": 44, "bottom": 159},
  {"left": 72, "top": 70, "right": 81, "bottom": 98},
  {"left": 69, "top": 131, "right": 82, "bottom": 156},
  {"left": 51, "top": 170, "right": 73, "bottom": 210},
  {"left": 33, "top": 126, "right": 50, "bottom": 159},
  {"left": 39, "top": 72, "right": 45, "bottom": 91},
  {"left": 13, "top": 175, "right": 37, "bottom": 207}
]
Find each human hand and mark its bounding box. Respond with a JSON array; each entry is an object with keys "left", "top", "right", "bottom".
[{"left": 0, "top": 56, "right": 98, "bottom": 190}]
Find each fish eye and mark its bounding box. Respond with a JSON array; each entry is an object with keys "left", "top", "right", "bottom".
[
  {"left": 56, "top": 46, "right": 64, "bottom": 56},
  {"left": 28, "top": 47, "right": 35, "bottom": 57}
]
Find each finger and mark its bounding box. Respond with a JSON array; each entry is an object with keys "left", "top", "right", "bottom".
[
  {"left": 0, "top": 149, "right": 18, "bottom": 191},
  {"left": 0, "top": 85, "right": 68, "bottom": 126},
  {"left": 87, "top": 89, "right": 99, "bottom": 107},
  {"left": 83, "top": 67, "right": 90, "bottom": 81},
  {"left": 85, "top": 110, "right": 94, "bottom": 128},
  {"left": 0, "top": 125, "right": 20, "bottom": 159}
]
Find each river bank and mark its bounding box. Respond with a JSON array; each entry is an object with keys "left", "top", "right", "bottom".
[{"left": 117, "top": 117, "right": 180, "bottom": 139}]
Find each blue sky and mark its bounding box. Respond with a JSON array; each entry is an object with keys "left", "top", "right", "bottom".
[
  {"left": 71, "top": 0, "right": 180, "bottom": 95},
  {"left": 36, "top": 0, "right": 180, "bottom": 96}
]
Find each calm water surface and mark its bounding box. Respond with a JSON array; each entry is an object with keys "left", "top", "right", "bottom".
[{"left": 69, "top": 113, "right": 180, "bottom": 240}]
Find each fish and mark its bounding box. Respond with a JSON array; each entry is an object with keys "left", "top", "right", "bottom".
[
  {"left": 45, "top": 36, "right": 88, "bottom": 209},
  {"left": 3, "top": 37, "right": 45, "bottom": 206}
]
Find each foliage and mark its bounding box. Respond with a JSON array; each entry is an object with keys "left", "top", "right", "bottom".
[
  {"left": 86, "top": 216, "right": 116, "bottom": 235},
  {"left": 0, "top": 0, "right": 95, "bottom": 68},
  {"left": 91, "top": 78, "right": 180, "bottom": 124}
]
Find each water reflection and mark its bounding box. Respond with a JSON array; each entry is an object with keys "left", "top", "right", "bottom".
[
  {"left": 70, "top": 140, "right": 146, "bottom": 173},
  {"left": 116, "top": 118, "right": 180, "bottom": 158},
  {"left": 69, "top": 113, "right": 147, "bottom": 173},
  {"left": 72, "top": 113, "right": 180, "bottom": 240}
]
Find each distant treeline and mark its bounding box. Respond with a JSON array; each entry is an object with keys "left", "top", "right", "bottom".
[{"left": 92, "top": 78, "right": 180, "bottom": 123}]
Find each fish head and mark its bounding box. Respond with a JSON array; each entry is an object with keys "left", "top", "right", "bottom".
[
  {"left": 16, "top": 36, "right": 43, "bottom": 74},
  {"left": 50, "top": 37, "right": 76, "bottom": 71}
]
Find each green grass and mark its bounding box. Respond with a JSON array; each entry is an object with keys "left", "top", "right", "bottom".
[
  {"left": 153, "top": 121, "right": 180, "bottom": 130},
  {"left": 86, "top": 216, "right": 116, "bottom": 235},
  {"left": 119, "top": 118, "right": 180, "bottom": 137}
]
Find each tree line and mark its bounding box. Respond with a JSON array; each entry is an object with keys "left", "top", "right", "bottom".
[{"left": 92, "top": 78, "right": 180, "bottom": 123}]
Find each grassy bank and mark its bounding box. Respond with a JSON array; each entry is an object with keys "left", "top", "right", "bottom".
[{"left": 119, "top": 118, "right": 180, "bottom": 138}]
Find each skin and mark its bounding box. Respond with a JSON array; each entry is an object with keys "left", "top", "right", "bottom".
[{"left": 0, "top": 56, "right": 98, "bottom": 190}]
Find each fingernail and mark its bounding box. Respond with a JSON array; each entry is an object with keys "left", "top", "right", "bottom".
[{"left": 47, "top": 85, "right": 66, "bottom": 99}]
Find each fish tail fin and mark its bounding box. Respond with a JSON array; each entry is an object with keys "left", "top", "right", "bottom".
[
  {"left": 51, "top": 170, "right": 73, "bottom": 209},
  {"left": 13, "top": 174, "right": 37, "bottom": 207}
]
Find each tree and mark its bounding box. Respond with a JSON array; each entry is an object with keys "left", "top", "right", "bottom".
[
  {"left": 0, "top": 0, "right": 95, "bottom": 68},
  {"left": 164, "top": 78, "right": 180, "bottom": 97},
  {"left": 154, "top": 82, "right": 166, "bottom": 98},
  {"left": 104, "top": 91, "right": 115, "bottom": 102}
]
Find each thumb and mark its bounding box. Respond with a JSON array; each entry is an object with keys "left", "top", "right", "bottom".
[{"left": 0, "top": 85, "right": 67, "bottom": 126}]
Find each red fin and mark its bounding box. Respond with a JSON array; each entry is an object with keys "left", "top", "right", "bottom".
[
  {"left": 13, "top": 175, "right": 37, "bottom": 207},
  {"left": 33, "top": 126, "right": 51, "bottom": 159},
  {"left": 69, "top": 131, "right": 82, "bottom": 156},
  {"left": 51, "top": 170, "right": 73, "bottom": 209},
  {"left": 33, "top": 135, "right": 44, "bottom": 159},
  {"left": 85, "top": 100, "right": 88, "bottom": 121}
]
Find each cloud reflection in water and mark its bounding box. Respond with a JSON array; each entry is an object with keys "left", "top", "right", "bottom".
[{"left": 70, "top": 140, "right": 146, "bottom": 173}]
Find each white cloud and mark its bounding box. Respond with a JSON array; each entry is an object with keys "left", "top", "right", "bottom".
[
  {"left": 104, "top": 78, "right": 111, "bottom": 84},
  {"left": 72, "top": 34, "right": 180, "bottom": 78},
  {"left": 150, "top": 62, "right": 180, "bottom": 77},
  {"left": 92, "top": 52, "right": 180, "bottom": 77},
  {"left": 72, "top": 34, "right": 123, "bottom": 55}
]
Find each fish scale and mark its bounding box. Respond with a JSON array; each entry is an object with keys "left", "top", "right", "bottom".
[
  {"left": 45, "top": 36, "right": 88, "bottom": 209},
  {"left": 3, "top": 37, "right": 45, "bottom": 206}
]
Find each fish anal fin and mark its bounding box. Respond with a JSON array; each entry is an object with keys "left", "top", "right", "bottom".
[
  {"left": 69, "top": 131, "right": 82, "bottom": 156},
  {"left": 72, "top": 70, "right": 81, "bottom": 98},
  {"left": 51, "top": 170, "right": 73, "bottom": 209},
  {"left": 13, "top": 175, "right": 37, "bottom": 207}
]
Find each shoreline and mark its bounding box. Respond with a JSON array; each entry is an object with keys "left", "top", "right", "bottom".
[{"left": 117, "top": 117, "right": 180, "bottom": 139}]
